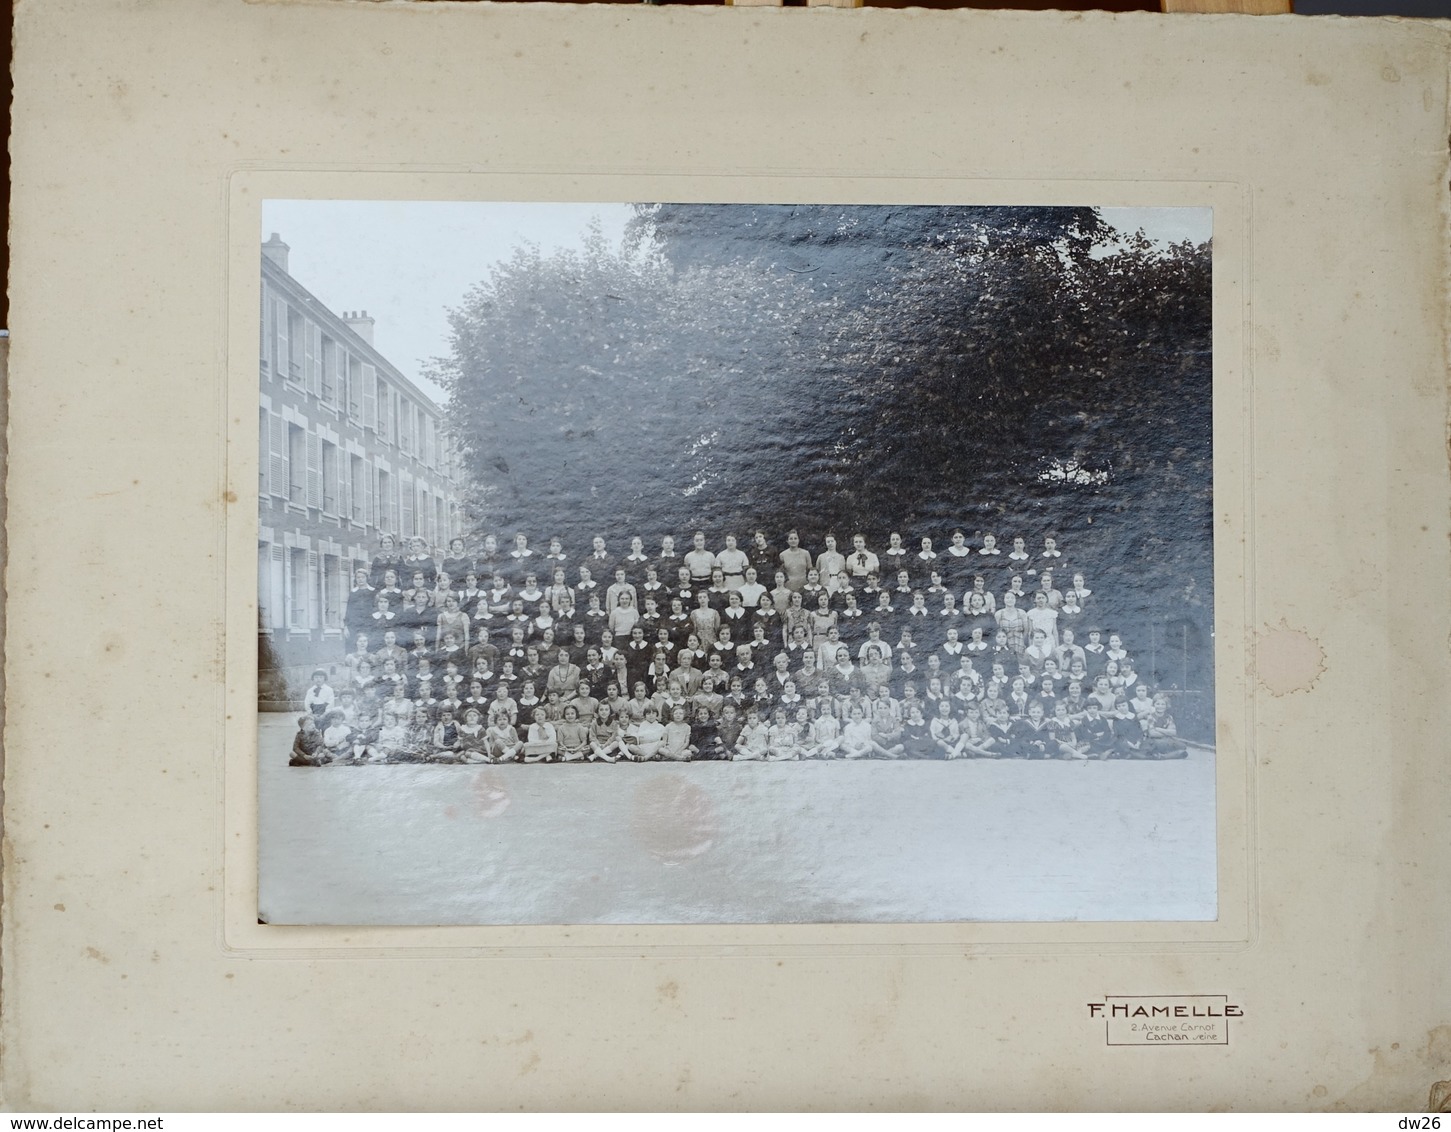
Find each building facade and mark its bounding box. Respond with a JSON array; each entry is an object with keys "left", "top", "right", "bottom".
[{"left": 258, "top": 234, "right": 465, "bottom": 694}]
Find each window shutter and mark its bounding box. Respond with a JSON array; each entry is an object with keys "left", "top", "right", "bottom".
[
  {"left": 307, "top": 550, "right": 320, "bottom": 630},
  {"left": 362, "top": 363, "right": 377, "bottom": 430},
  {"left": 306, "top": 432, "right": 322, "bottom": 509},
  {"left": 258, "top": 411, "right": 269, "bottom": 496},
  {"left": 269, "top": 412, "right": 286, "bottom": 498},
  {"left": 303, "top": 321, "right": 318, "bottom": 395},
  {"left": 364, "top": 463, "right": 375, "bottom": 530},
  {"left": 270, "top": 545, "right": 286, "bottom": 630},
  {"left": 260, "top": 291, "right": 271, "bottom": 377},
  {"left": 339, "top": 451, "right": 351, "bottom": 523},
  {"left": 314, "top": 324, "right": 326, "bottom": 397},
  {"left": 331, "top": 344, "right": 344, "bottom": 409},
  {"left": 274, "top": 299, "right": 289, "bottom": 381}
]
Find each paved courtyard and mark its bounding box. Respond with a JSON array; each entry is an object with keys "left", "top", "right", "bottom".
[{"left": 258, "top": 714, "right": 1217, "bottom": 926}]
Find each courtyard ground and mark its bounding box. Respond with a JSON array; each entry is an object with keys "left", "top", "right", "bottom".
[{"left": 257, "top": 714, "right": 1217, "bottom": 926}]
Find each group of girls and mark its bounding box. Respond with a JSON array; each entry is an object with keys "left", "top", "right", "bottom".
[{"left": 290, "top": 527, "right": 1190, "bottom": 765}]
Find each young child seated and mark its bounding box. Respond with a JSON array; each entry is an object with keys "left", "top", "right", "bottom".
[
  {"left": 1010, "top": 700, "right": 1055, "bottom": 759},
  {"left": 321, "top": 709, "right": 353, "bottom": 763},
  {"left": 521, "top": 707, "right": 558, "bottom": 763},
  {"left": 289, "top": 714, "right": 327, "bottom": 766},
  {"left": 554, "top": 704, "right": 591, "bottom": 762},
  {"left": 690, "top": 706, "right": 724, "bottom": 761},
  {"left": 624, "top": 705, "right": 667, "bottom": 762},
  {"left": 839, "top": 705, "right": 880, "bottom": 760},
  {"left": 715, "top": 702, "right": 745, "bottom": 756},
  {"left": 1047, "top": 699, "right": 1089, "bottom": 760},
  {"left": 929, "top": 699, "right": 961, "bottom": 759},
  {"left": 900, "top": 703, "right": 934, "bottom": 759},
  {"left": 456, "top": 707, "right": 490, "bottom": 763},
  {"left": 486, "top": 709, "right": 523, "bottom": 763},
  {"left": 660, "top": 705, "right": 697, "bottom": 762},
  {"left": 766, "top": 707, "right": 802, "bottom": 761},
  {"left": 430, "top": 709, "right": 461, "bottom": 763},
  {"left": 1077, "top": 700, "right": 1116, "bottom": 760},
  {"left": 733, "top": 708, "right": 770, "bottom": 761},
  {"left": 1142, "top": 695, "right": 1190, "bottom": 759},
  {"left": 806, "top": 700, "right": 841, "bottom": 759},
  {"left": 588, "top": 703, "right": 625, "bottom": 763},
  {"left": 956, "top": 702, "right": 998, "bottom": 759},
  {"left": 375, "top": 708, "right": 409, "bottom": 763},
  {"left": 348, "top": 706, "right": 382, "bottom": 764}
]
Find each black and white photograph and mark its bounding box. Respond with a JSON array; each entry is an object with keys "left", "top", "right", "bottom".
[{"left": 255, "top": 199, "right": 1216, "bottom": 925}]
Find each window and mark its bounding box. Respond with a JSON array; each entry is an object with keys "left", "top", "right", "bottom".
[
  {"left": 260, "top": 292, "right": 271, "bottom": 379},
  {"left": 320, "top": 336, "right": 337, "bottom": 405},
  {"left": 287, "top": 424, "right": 306, "bottom": 506},
  {"left": 362, "top": 364, "right": 377, "bottom": 430},
  {"left": 397, "top": 398, "right": 410, "bottom": 455},
  {"left": 258, "top": 409, "right": 268, "bottom": 496},
  {"left": 288, "top": 548, "right": 308, "bottom": 629},
  {"left": 269, "top": 545, "right": 285, "bottom": 630},
  {"left": 376, "top": 378, "right": 391, "bottom": 442},
  {"left": 322, "top": 441, "right": 339, "bottom": 516},
  {"left": 258, "top": 542, "right": 272, "bottom": 631},
  {"left": 350, "top": 454, "right": 365, "bottom": 523},
  {"left": 273, "top": 297, "right": 289, "bottom": 382},
  {"left": 268, "top": 412, "right": 287, "bottom": 499},
  {"left": 287, "top": 308, "right": 305, "bottom": 383},
  {"left": 377, "top": 469, "right": 393, "bottom": 532},
  {"left": 304, "top": 321, "right": 319, "bottom": 395},
  {"left": 347, "top": 355, "right": 362, "bottom": 420},
  {"left": 323, "top": 554, "right": 343, "bottom": 631}
]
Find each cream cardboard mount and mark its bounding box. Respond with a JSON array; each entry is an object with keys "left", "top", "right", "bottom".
[{"left": 5, "top": 0, "right": 1450, "bottom": 1112}]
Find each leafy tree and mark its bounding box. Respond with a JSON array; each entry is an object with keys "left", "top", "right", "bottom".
[
  {"left": 427, "top": 221, "right": 822, "bottom": 544},
  {"left": 435, "top": 205, "right": 1214, "bottom": 717}
]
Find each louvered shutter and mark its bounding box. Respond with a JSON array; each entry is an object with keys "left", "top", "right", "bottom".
[
  {"left": 275, "top": 299, "right": 290, "bottom": 382},
  {"left": 331, "top": 343, "right": 344, "bottom": 409},
  {"left": 269, "top": 412, "right": 286, "bottom": 498},
  {"left": 362, "top": 364, "right": 377, "bottom": 430},
  {"left": 270, "top": 546, "right": 286, "bottom": 629},
  {"left": 306, "top": 432, "right": 322, "bottom": 509},
  {"left": 258, "top": 411, "right": 269, "bottom": 496},
  {"left": 364, "top": 463, "right": 375, "bottom": 530},
  {"left": 339, "top": 451, "right": 351, "bottom": 523},
  {"left": 260, "top": 291, "right": 271, "bottom": 377},
  {"left": 306, "top": 550, "right": 320, "bottom": 629},
  {"left": 303, "top": 321, "right": 318, "bottom": 395}
]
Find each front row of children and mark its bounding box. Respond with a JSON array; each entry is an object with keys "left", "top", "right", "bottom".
[{"left": 291, "top": 691, "right": 1189, "bottom": 766}]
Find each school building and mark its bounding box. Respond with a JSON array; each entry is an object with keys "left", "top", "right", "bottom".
[{"left": 258, "top": 233, "right": 465, "bottom": 698}]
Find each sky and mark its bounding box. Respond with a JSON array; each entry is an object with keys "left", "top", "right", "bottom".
[{"left": 261, "top": 200, "right": 1212, "bottom": 405}]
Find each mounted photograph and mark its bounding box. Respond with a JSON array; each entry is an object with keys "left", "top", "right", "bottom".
[{"left": 253, "top": 199, "right": 1216, "bottom": 926}]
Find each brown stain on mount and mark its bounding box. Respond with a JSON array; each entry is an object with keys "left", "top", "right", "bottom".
[{"left": 1253, "top": 620, "right": 1326, "bottom": 696}]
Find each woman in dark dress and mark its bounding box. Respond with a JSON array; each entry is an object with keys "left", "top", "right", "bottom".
[{"left": 370, "top": 533, "right": 404, "bottom": 589}]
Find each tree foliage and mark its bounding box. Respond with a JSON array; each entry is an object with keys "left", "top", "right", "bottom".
[{"left": 431, "top": 205, "right": 1213, "bottom": 691}]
